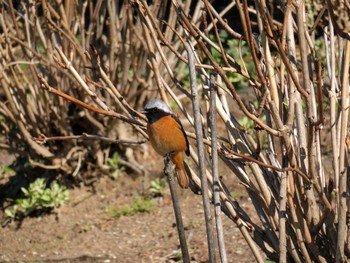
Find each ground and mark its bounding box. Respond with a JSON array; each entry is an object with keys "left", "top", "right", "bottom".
[{"left": 0, "top": 148, "right": 256, "bottom": 263}]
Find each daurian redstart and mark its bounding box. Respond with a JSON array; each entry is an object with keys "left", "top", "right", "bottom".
[{"left": 143, "top": 99, "right": 190, "bottom": 188}]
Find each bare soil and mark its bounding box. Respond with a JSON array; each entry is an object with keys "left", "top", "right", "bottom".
[{"left": 0, "top": 148, "right": 256, "bottom": 263}]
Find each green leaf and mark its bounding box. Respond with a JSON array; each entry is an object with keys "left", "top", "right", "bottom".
[
  {"left": 21, "top": 187, "right": 29, "bottom": 196},
  {"left": 4, "top": 208, "right": 16, "bottom": 218},
  {"left": 3, "top": 178, "right": 69, "bottom": 221}
]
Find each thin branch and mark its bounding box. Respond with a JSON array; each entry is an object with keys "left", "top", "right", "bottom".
[
  {"left": 33, "top": 133, "right": 147, "bottom": 145},
  {"left": 220, "top": 145, "right": 310, "bottom": 182},
  {"left": 185, "top": 38, "right": 216, "bottom": 263},
  {"left": 37, "top": 73, "right": 147, "bottom": 129},
  {"left": 336, "top": 40, "right": 350, "bottom": 263},
  {"left": 55, "top": 47, "right": 110, "bottom": 111},
  {"left": 163, "top": 156, "right": 190, "bottom": 263},
  {"left": 209, "top": 73, "right": 228, "bottom": 263},
  {"left": 279, "top": 171, "right": 288, "bottom": 263}
]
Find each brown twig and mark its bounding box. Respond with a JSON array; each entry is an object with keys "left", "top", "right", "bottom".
[
  {"left": 37, "top": 73, "right": 146, "bottom": 129},
  {"left": 33, "top": 133, "right": 147, "bottom": 145},
  {"left": 220, "top": 145, "right": 310, "bottom": 182}
]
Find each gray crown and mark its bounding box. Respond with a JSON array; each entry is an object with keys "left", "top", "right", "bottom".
[{"left": 143, "top": 99, "right": 173, "bottom": 114}]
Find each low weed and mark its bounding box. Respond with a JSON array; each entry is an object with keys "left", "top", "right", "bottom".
[
  {"left": 108, "top": 197, "right": 152, "bottom": 219},
  {"left": 3, "top": 178, "right": 69, "bottom": 224},
  {"left": 107, "top": 152, "right": 125, "bottom": 179},
  {"left": 149, "top": 178, "right": 167, "bottom": 197}
]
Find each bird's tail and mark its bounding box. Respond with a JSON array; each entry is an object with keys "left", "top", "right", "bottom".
[{"left": 171, "top": 152, "right": 189, "bottom": 188}]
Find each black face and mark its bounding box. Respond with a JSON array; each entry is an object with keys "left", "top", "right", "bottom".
[{"left": 144, "top": 108, "right": 171, "bottom": 124}]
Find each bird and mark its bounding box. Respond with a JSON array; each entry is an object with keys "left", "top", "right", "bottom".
[{"left": 143, "top": 99, "right": 190, "bottom": 188}]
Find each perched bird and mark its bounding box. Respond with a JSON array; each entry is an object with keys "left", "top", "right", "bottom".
[{"left": 143, "top": 99, "right": 190, "bottom": 188}]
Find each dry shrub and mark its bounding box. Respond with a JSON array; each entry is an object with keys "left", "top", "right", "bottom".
[{"left": 1, "top": 0, "right": 350, "bottom": 262}]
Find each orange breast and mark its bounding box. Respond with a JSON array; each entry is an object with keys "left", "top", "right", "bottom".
[{"left": 147, "top": 115, "right": 188, "bottom": 156}]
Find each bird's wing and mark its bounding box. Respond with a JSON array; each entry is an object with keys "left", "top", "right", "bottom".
[{"left": 172, "top": 113, "right": 190, "bottom": 156}]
